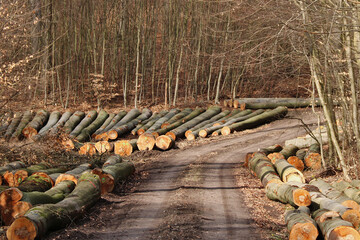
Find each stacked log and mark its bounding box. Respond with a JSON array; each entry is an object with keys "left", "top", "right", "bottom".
[
  {"left": 285, "top": 206, "right": 318, "bottom": 240},
  {"left": 69, "top": 110, "right": 98, "bottom": 138},
  {"left": 159, "top": 108, "right": 191, "bottom": 129},
  {"left": 32, "top": 111, "right": 61, "bottom": 141},
  {"left": 11, "top": 111, "right": 33, "bottom": 141},
  {"left": 266, "top": 182, "right": 311, "bottom": 207},
  {"left": 63, "top": 111, "right": 85, "bottom": 134},
  {"left": 47, "top": 111, "right": 72, "bottom": 136},
  {"left": 93, "top": 110, "right": 127, "bottom": 139},
  {"left": 55, "top": 163, "right": 92, "bottom": 185},
  {"left": 22, "top": 110, "right": 50, "bottom": 139},
  {"left": 247, "top": 152, "right": 281, "bottom": 187},
  {"left": 233, "top": 98, "right": 321, "bottom": 110},
  {"left": 137, "top": 133, "right": 157, "bottom": 151},
  {"left": 114, "top": 139, "right": 138, "bottom": 156},
  {"left": 304, "top": 143, "right": 322, "bottom": 170},
  {"left": 94, "top": 141, "right": 114, "bottom": 154},
  {"left": 136, "top": 111, "right": 168, "bottom": 135},
  {"left": 75, "top": 109, "right": 109, "bottom": 142},
  {"left": 333, "top": 180, "right": 360, "bottom": 204},
  {"left": 273, "top": 159, "right": 305, "bottom": 183},
  {"left": 3, "top": 112, "right": 22, "bottom": 141}
]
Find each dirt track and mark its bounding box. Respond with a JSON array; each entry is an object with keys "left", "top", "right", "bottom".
[{"left": 46, "top": 109, "right": 320, "bottom": 240}]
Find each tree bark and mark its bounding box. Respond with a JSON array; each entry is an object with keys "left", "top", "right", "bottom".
[
  {"left": 69, "top": 110, "right": 97, "bottom": 138},
  {"left": 32, "top": 111, "right": 61, "bottom": 141},
  {"left": 237, "top": 98, "right": 321, "bottom": 110},
  {"left": 92, "top": 113, "right": 115, "bottom": 137},
  {"left": 22, "top": 110, "right": 50, "bottom": 139},
  {"left": 285, "top": 206, "right": 318, "bottom": 240},
  {"left": 17, "top": 174, "right": 53, "bottom": 192},
  {"left": 333, "top": 180, "right": 360, "bottom": 204},
  {"left": 47, "top": 111, "right": 72, "bottom": 136},
  {"left": 97, "top": 110, "right": 127, "bottom": 135},
  {"left": 11, "top": 111, "right": 33, "bottom": 141},
  {"left": 55, "top": 163, "right": 92, "bottom": 185},
  {"left": 160, "top": 108, "right": 192, "bottom": 129},
  {"left": 145, "top": 108, "right": 180, "bottom": 132},
  {"left": 259, "top": 144, "right": 283, "bottom": 156},
  {"left": 274, "top": 159, "right": 305, "bottom": 183},
  {"left": 75, "top": 109, "right": 109, "bottom": 142},
  {"left": 266, "top": 182, "right": 311, "bottom": 207},
  {"left": 279, "top": 144, "right": 299, "bottom": 159},
  {"left": 4, "top": 112, "right": 22, "bottom": 141},
  {"left": 63, "top": 111, "right": 85, "bottom": 134},
  {"left": 103, "top": 155, "right": 122, "bottom": 168},
  {"left": 137, "top": 110, "right": 168, "bottom": 135}
]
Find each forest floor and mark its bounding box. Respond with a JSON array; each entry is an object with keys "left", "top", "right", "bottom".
[{"left": 0, "top": 108, "right": 333, "bottom": 240}]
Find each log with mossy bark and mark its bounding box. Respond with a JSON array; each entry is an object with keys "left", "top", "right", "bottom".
[
  {"left": 160, "top": 108, "right": 192, "bottom": 129},
  {"left": 92, "top": 161, "right": 135, "bottom": 194},
  {"left": 7, "top": 172, "right": 101, "bottom": 240},
  {"left": 93, "top": 110, "right": 127, "bottom": 139},
  {"left": 10, "top": 111, "right": 33, "bottom": 141},
  {"left": 47, "top": 111, "right": 72, "bottom": 136},
  {"left": 304, "top": 143, "right": 322, "bottom": 170},
  {"left": 63, "top": 111, "right": 85, "bottom": 134},
  {"left": 137, "top": 133, "right": 157, "bottom": 151},
  {"left": 285, "top": 206, "right": 318, "bottom": 240},
  {"left": 265, "top": 182, "right": 311, "bottom": 207},
  {"left": 212, "top": 109, "right": 242, "bottom": 125},
  {"left": 0, "top": 161, "right": 26, "bottom": 176},
  {"left": 131, "top": 111, "right": 166, "bottom": 135},
  {"left": 94, "top": 141, "right": 114, "bottom": 154},
  {"left": 108, "top": 108, "right": 142, "bottom": 131},
  {"left": 22, "top": 110, "right": 50, "bottom": 139},
  {"left": 221, "top": 106, "right": 288, "bottom": 136},
  {"left": 114, "top": 139, "right": 138, "bottom": 156},
  {"left": 103, "top": 155, "right": 122, "bottom": 167},
  {"left": 107, "top": 108, "right": 152, "bottom": 140},
  {"left": 17, "top": 174, "right": 53, "bottom": 192},
  {"left": 235, "top": 98, "right": 321, "bottom": 110},
  {"left": 152, "top": 108, "right": 206, "bottom": 137},
  {"left": 91, "top": 113, "right": 115, "bottom": 137},
  {"left": 145, "top": 108, "right": 181, "bottom": 133},
  {"left": 3, "top": 112, "right": 22, "bottom": 141},
  {"left": 32, "top": 111, "right": 61, "bottom": 141},
  {"left": 69, "top": 110, "right": 97, "bottom": 138},
  {"left": 312, "top": 208, "right": 360, "bottom": 240},
  {"left": 55, "top": 163, "right": 92, "bottom": 185},
  {"left": 4, "top": 164, "right": 49, "bottom": 187},
  {"left": 136, "top": 111, "right": 169, "bottom": 135},
  {"left": 166, "top": 106, "right": 222, "bottom": 141},
  {"left": 333, "top": 180, "right": 360, "bottom": 204},
  {"left": 12, "top": 167, "right": 67, "bottom": 187},
  {"left": 185, "top": 110, "right": 230, "bottom": 139},
  {"left": 75, "top": 109, "right": 109, "bottom": 142},
  {"left": 274, "top": 159, "right": 305, "bottom": 183}
]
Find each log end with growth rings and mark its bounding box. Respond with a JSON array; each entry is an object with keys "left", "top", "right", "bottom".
[
  {"left": 199, "top": 129, "right": 207, "bottom": 138},
  {"left": 304, "top": 153, "right": 322, "bottom": 170},
  {"left": 342, "top": 200, "right": 360, "bottom": 213},
  {"left": 79, "top": 143, "right": 97, "bottom": 156},
  {"left": 55, "top": 174, "right": 78, "bottom": 186},
  {"left": 165, "top": 132, "right": 176, "bottom": 141},
  {"left": 107, "top": 130, "right": 118, "bottom": 140},
  {"left": 14, "top": 170, "right": 28, "bottom": 187},
  {"left": 114, "top": 140, "right": 134, "bottom": 156},
  {"left": 91, "top": 168, "right": 115, "bottom": 195},
  {"left": 137, "top": 128, "right": 145, "bottom": 135},
  {"left": 137, "top": 133, "right": 156, "bottom": 151},
  {"left": 341, "top": 209, "right": 360, "bottom": 229},
  {"left": 211, "top": 131, "right": 219, "bottom": 137},
  {"left": 156, "top": 135, "right": 175, "bottom": 151},
  {"left": 186, "top": 133, "right": 196, "bottom": 141},
  {"left": 22, "top": 127, "right": 38, "bottom": 139},
  {"left": 289, "top": 222, "right": 318, "bottom": 240},
  {"left": 287, "top": 156, "right": 305, "bottom": 172},
  {"left": 220, "top": 126, "right": 231, "bottom": 136},
  {"left": 292, "top": 189, "right": 311, "bottom": 207},
  {"left": 328, "top": 226, "right": 360, "bottom": 240},
  {"left": 267, "top": 152, "right": 285, "bottom": 164},
  {"left": 7, "top": 217, "right": 37, "bottom": 240}
]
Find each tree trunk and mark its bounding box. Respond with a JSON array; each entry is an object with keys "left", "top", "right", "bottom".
[
  {"left": 248, "top": 152, "right": 281, "bottom": 187},
  {"left": 63, "top": 111, "right": 85, "bottom": 134},
  {"left": 69, "top": 110, "right": 98, "bottom": 138},
  {"left": 160, "top": 108, "right": 192, "bottom": 129},
  {"left": 114, "top": 139, "right": 138, "bottom": 156},
  {"left": 47, "top": 111, "right": 72, "bottom": 136},
  {"left": 137, "top": 110, "right": 168, "bottom": 135},
  {"left": 4, "top": 112, "right": 22, "bottom": 141},
  {"left": 279, "top": 144, "right": 299, "bottom": 159},
  {"left": 266, "top": 182, "right": 311, "bottom": 207},
  {"left": 274, "top": 159, "right": 305, "bottom": 183},
  {"left": 259, "top": 144, "right": 283, "bottom": 156},
  {"left": 75, "top": 109, "right": 109, "bottom": 142},
  {"left": 145, "top": 108, "right": 180, "bottom": 133},
  {"left": 221, "top": 106, "right": 288, "bottom": 136},
  {"left": 132, "top": 111, "right": 166, "bottom": 135},
  {"left": 0, "top": 161, "right": 26, "bottom": 176},
  {"left": 7, "top": 173, "right": 101, "bottom": 240},
  {"left": 285, "top": 206, "right": 318, "bottom": 240},
  {"left": 96, "top": 110, "right": 127, "bottom": 135},
  {"left": 236, "top": 98, "right": 321, "bottom": 110},
  {"left": 32, "top": 111, "right": 61, "bottom": 141},
  {"left": 102, "top": 155, "right": 122, "bottom": 168},
  {"left": 11, "top": 111, "right": 33, "bottom": 141},
  {"left": 92, "top": 113, "right": 115, "bottom": 137},
  {"left": 55, "top": 163, "right": 92, "bottom": 185},
  {"left": 22, "top": 110, "right": 50, "bottom": 139},
  {"left": 109, "top": 109, "right": 142, "bottom": 131}
]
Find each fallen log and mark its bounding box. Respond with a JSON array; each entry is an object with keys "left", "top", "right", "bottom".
[
  {"left": 7, "top": 172, "right": 101, "bottom": 240},
  {"left": 4, "top": 164, "right": 49, "bottom": 187},
  {"left": 237, "top": 98, "right": 321, "bottom": 110},
  {"left": 94, "top": 141, "right": 114, "bottom": 154},
  {"left": 114, "top": 139, "right": 138, "bottom": 156},
  {"left": 0, "top": 111, "right": 12, "bottom": 136},
  {"left": 32, "top": 111, "right": 61, "bottom": 141},
  {"left": 333, "top": 180, "right": 360, "bottom": 204},
  {"left": 55, "top": 163, "right": 92, "bottom": 185},
  {"left": 312, "top": 208, "right": 360, "bottom": 240},
  {"left": 136, "top": 111, "right": 168, "bottom": 135},
  {"left": 146, "top": 108, "right": 181, "bottom": 133},
  {"left": 108, "top": 108, "right": 142, "bottom": 131},
  {"left": 103, "top": 155, "right": 122, "bottom": 167},
  {"left": 296, "top": 149, "right": 307, "bottom": 161},
  {"left": 258, "top": 144, "right": 283, "bottom": 156},
  {"left": 279, "top": 144, "right": 299, "bottom": 159},
  {"left": 265, "top": 182, "right": 311, "bottom": 207},
  {"left": 97, "top": 110, "right": 127, "bottom": 135},
  {"left": 75, "top": 109, "right": 109, "bottom": 142},
  {"left": 267, "top": 152, "right": 285, "bottom": 164},
  {"left": 69, "top": 110, "right": 98, "bottom": 138},
  {"left": 212, "top": 109, "right": 242, "bottom": 125},
  {"left": 248, "top": 152, "right": 281, "bottom": 187},
  {"left": 285, "top": 206, "right": 318, "bottom": 240},
  {"left": 304, "top": 143, "right": 322, "bottom": 170},
  {"left": 287, "top": 156, "right": 305, "bottom": 171},
  {"left": 78, "top": 143, "right": 97, "bottom": 156},
  {"left": 0, "top": 161, "right": 26, "bottom": 175},
  {"left": 159, "top": 108, "right": 191, "bottom": 129},
  {"left": 132, "top": 111, "right": 166, "bottom": 135},
  {"left": 22, "top": 110, "right": 50, "bottom": 139},
  {"left": 4, "top": 112, "right": 22, "bottom": 141},
  {"left": 137, "top": 133, "right": 157, "bottom": 151},
  {"left": 92, "top": 113, "right": 115, "bottom": 137},
  {"left": 166, "top": 106, "right": 222, "bottom": 140},
  {"left": 156, "top": 135, "right": 175, "bottom": 151},
  {"left": 13, "top": 167, "right": 68, "bottom": 187},
  {"left": 107, "top": 108, "right": 152, "bottom": 140},
  {"left": 221, "top": 106, "right": 288, "bottom": 136},
  {"left": 47, "top": 111, "right": 72, "bottom": 136},
  {"left": 63, "top": 111, "right": 85, "bottom": 134},
  {"left": 11, "top": 111, "right": 33, "bottom": 141},
  {"left": 274, "top": 159, "right": 305, "bottom": 183},
  {"left": 17, "top": 174, "right": 53, "bottom": 192}
]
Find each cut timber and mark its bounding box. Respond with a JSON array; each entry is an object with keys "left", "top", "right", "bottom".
[
  {"left": 108, "top": 109, "right": 142, "bottom": 131},
  {"left": 22, "top": 110, "right": 50, "bottom": 139},
  {"left": 221, "top": 106, "right": 288, "bottom": 136},
  {"left": 285, "top": 206, "right": 318, "bottom": 240},
  {"left": 7, "top": 173, "right": 101, "bottom": 240},
  {"left": 103, "top": 155, "right": 122, "bottom": 167},
  {"left": 287, "top": 156, "right": 305, "bottom": 172},
  {"left": 137, "top": 111, "right": 168, "bottom": 135},
  {"left": 265, "top": 182, "right": 311, "bottom": 207},
  {"left": 32, "top": 111, "right": 61, "bottom": 141},
  {"left": 63, "top": 111, "right": 85, "bottom": 134},
  {"left": 248, "top": 152, "right": 281, "bottom": 187},
  {"left": 310, "top": 178, "right": 360, "bottom": 212},
  {"left": 47, "top": 111, "right": 72, "bottom": 136},
  {"left": 69, "top": 110, "right": 97, "bottom": 138},
  {"left": 159, "top": 108, "right": 191, "bottom": 129},
  {"left": 102, "top": 161, "right": 135, "bottom": 192},
  {"left": 4, "top": 112, "right": 22, "bottom": 141},
  {"left": 238, "top": 98, "right": 321, "bottom": 110},
  {"left": 156, "top": 135, "right": 175, "bottom": 151},
  {"left": 107, "top": 108, "right": 152, "bottom": 140},
  {"left": 94, "top": 141, "right": 114, "bottom": 154},
  {"left": 312, "top": 209, "right": 360, "bottom": 240},
  {"left": 137, "top": 133, "right": 156, "bottom": 151},
  {"left": 267, "top": 152, "right": 285, "bottom": 164},
  {"left": 166, "top": 106, "right": 221, "bottom": 140},
  {"left": 92, "top": 113, "right": 115, "bottom": 137},
  {"left": 223, "top": 99, "right": 233, "bottom": 107},
  {"left": 296, "top": 149, "right": 307, "bottom": 160},
  {"left": 98, "top": 110, "right": 127, "bottom": 134},
  {"left": 114, "top": 139, "right": 138, "bottom": 156},
  {"left": 258, "top": 144, "right": 283, "bottom": 156},
  {"left": 11, "top": 111, "right": 33, "bottom": 141},
  {"left": 279, "top": 144, "right": 299, "bottom": 159},
  {"left": 78, "top": 143, "right": 96, "bottom": 156},
  {"left": 304, "top": 143, "right": 322, "bottom": 170},
  {"left": 17, "top": 174, "right": 53, "bottom": 192},
  {"left": 146, "top": 108, "right": 181, "bottom": 133},
  {"left": 75, "top": 109, "right": 109, "bottom": 142},
  {"left": 333, "top": 180, "right": 360, "bottom": 204},
  {"left": 0, "top": 112, "right": 13, "bottom": 136},
  {"left": 274, "top": 159, "right": 305, "bottom": 183},
  {"left": 55, "top": 163, "right": 91, "bottom": 185}
]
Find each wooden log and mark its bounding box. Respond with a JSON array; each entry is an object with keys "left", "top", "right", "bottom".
[
  {"left": 159, "top": 108, "right": 191, "bottom": 129},
  {"left": 103, "top": 155, "right": 122, "bottom": 167},
  {"left": 94, "top": 141, "right": 114, "bottom": 154},
  {"left": 0, "top": 111, "right": 13, "bottom": 136},
  {"left": 22, "top": 110, "right": 50, "bottom": 139},
  {"left": 17, "top": 174, "right": 53, "bottom": 192},
  {"left": 166, "top": 106, "right": 222, "bottom": 140},
  {"left": 131, "top": 111, "right": 166, "bottom": 135},
  {"left": 212, "top": 109, "right": 242, "bottom": 125},
  {"left": 238, "top": 98, "right": 321, "bottom": 110},
  {"left": 248, "top": 152, "right": 281, "bottom": 187},
  {"left": 304, "top": 143, "right": 322, "bottom": 170},
  {"left": 32, "top": 111, "right": 62, "bottom": 141},
  {"left": 267, "top": 152, "right": 285, "bottom": 164},
  {"left": 279, "top": 144, "right": 299, "bottom": 159},
  {"left": 198, "top": 109, "right": 254, "bottom": 138},
  {"left": 69, "top": 110, "right": 97, "bottom": 138},
  {"left": 221, "top": 106, "right": 288, "bottom": 136},
  {"left": 156, "top": 135, "right": 175, "bottom": 151},
  {"left": 285, "top": 206, "right": 318, "bottom": 240},
  {"left": 350, "top": 180, "right": 360, "bottom": 190},
  {"left": 258, "top": 144, "right": 283, "bottom": 156},
  {"left": 108, "top": 108, "right": 142, "bottom": 131},
  {"left": 333, "top": 180, "right": 360, "bottom": 204},
  {"left": 296, "top": 149, "right": 307, "bottom": 160},
  {"left": 55, "top": 163, "right": 92, "bottom": 185},
  {"left": 75, "top": 109, "right": 109, "bottom": 142},
  {"left": 146, "top": 108, "right": 181, "bottom": 133},
  {"left": 97, "top": 110, "right": 127, "bottom": 135},
  {"left": 114, "top": 139, "right": 138, "bottom": 156},
  {"left": 137, "top": 111, "right": 168, "bottom": 135},
  {"left": 92, "top": 112, "right": 115, "bottom": 137},
  {"left": 63, "top": 111, "right": 85, "bottom": 134},
  {"left": 11, "top": 111, "right": 33, "bottom": 141},
  {"left": 312, "top": 208, "right": 360, "bottom": 240},
  {"left": 0, "top": 161, "right": 26, "bottom": 175},
  {"left": 47, "top": 111, "right": 72, "bottom": 136},
  {"left": 78, "top": 143, "right": 97, "bottom": 156},
  {"left": 137, "top": 133, "right": 157, "bottom": 151},
  {"left": 7, "top": 173, "right": 101, "bottom": 240},
  {"left": 265, "top": 182, "right": 311, "bottom": 207},
  {"left": 274, "top": 159, "right": 305, "bottom": 183},
  {"left": 4, "top": 112, "right": 22, "bottom": 141},
  {"left": 107, "top": 108, "right": 152, "bottom": 140},
  {"left": 7, "top": 164, "right": 50, "bottom": 187},
  {"left": 287, "top": 156, "right": 305, "bottom": 171}
]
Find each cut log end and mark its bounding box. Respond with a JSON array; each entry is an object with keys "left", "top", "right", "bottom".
[
  {"left": 32, "top": 172, "right": 54, "bottom": 186},
  {"left": 7, "top": 201, "right": 32, "bottom": 225},
  {"left": 79, "top": 143, "right": 96, "bottom": 156},
  {"left": 341, "top": 209, "right": 360, "bottom": 229},
  {"left": 221, "top": 126, "right": 231, "bottom": 136},
  {"left": 199, "top": 130, "right": 207, "bottom": 138},
  {"left": 114, "top": 140, "right": 134, "bottom": 156},
  {"left": 211, "top": 131, "right": 219, "bottom": 137},
  {"left": 137, "top": 133, "right": 156, "bottom": 151},
  {"left": 267, "top": 152, "right": 285, "bottom": 164},
  {"left": 342, "top": 200, "right": 360, "bottom": 213},
  {"left": 165, "top": 132, "right": 176, "bottom": 141},
  {"left": 185, "top": 130, "right": 192, "bottom": 138},
  {"left": 62, "top": 139, "right": 75, "bottom": 150},
  {"left": 137, "top": 128, "right": 145, "bottom": 135},
  {"left": 289, "top": 222, "right": 318, "bottom": 240},
  {"left": 107, "top": 130, "right": 118, "bottom": 140},
  {"left": 329, "top": 226, "right": 360, "bottom": 240},
  {"left": 186, "top": 133, "right": 196, "bottom": 141},
  {"left": 156, "top": 135, "right": 175, "bottom": 151},
  {"left": 91, "top": 168, "right": 115, "bottom": 195},
  {"left": 7, "top": 217, "right": 37, "bottom": 240},
  {"left": 22, "top": 127, "right": 38, "bottom": 139},
  {"left": 293, "top": 189, "right": 311, "bottom": 206},
  {"left": 95, "top": 141, "right": 114, "bottom": 154},
  {"left": 304, "top": 153, "right": 322, "bottom": 170},
  {"left": 14, "top": 170, "right": 29, "bottom": 187},
  {"left": 161, "top": 123, "right": 170, "bottom": 129},
  {"left": 55, "top": 174, "right": 78, "bottom": 185},
  {"left": 240, "top": 103, "right": 246, "bottom": 110},
  {"left": 287, "top": 156, "right": 305, "bottom": 172},
  {"left": 3, "top": 171, "right": 16, "bottom": 187},
  {"left": 95, "top": 132, "right": 109, "bottom": 141},
  {"left": 152, "top": 132, "right": 159, "bottom": 138}
]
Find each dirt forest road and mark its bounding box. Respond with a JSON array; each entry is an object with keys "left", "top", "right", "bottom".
[{"left": 47, "top": 109, "right": 321, "bottom": 240}]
